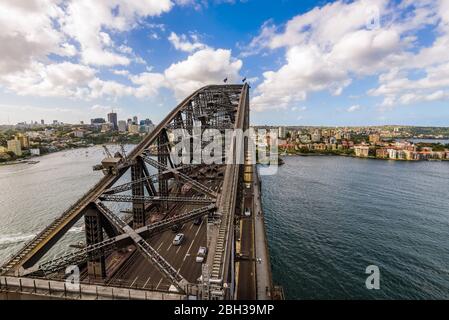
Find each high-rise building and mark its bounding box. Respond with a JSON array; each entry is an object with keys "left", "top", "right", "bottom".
[
  {"left": 118, "top": 120, "right": 127, "bottom": 132},
  {"left": 133, "top": 116, "right": 138, "bottom": 125},
  {"left": 41, "top": 119, "right": 45, "bottom": 125},
  {"left": 278, "top": 127, "right": 286, "bottom": 139},
  {"left": 108, "top": 112, "right": 118, "bottom": 130},
  {"left": 7, "top": 139, "right": 22, "bottom": 156},
  {"left": 91, "top": 118, "right": 106, "bottom": 126},
  {"left": 140, "top": 118, "right": 153, "bottom": 126}
]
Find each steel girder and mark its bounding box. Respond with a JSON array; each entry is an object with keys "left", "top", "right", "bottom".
[
  {"left": 99, "top": 194, "right": 215, "bottom": 204},
  {"left": 23, "top": 204, "right": 216, "bottom": 279}
]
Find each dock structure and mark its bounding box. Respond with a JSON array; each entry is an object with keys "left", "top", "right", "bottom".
[{"left": 0, "top": 84, "right": 278, "bottom": 300}]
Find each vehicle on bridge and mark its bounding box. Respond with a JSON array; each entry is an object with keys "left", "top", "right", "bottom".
[
  {"left": 173, "top": 233, "right": 185, "bottom": 246},
  {"left": 196, "top": 247, "right": 208, "bottom": 263}
]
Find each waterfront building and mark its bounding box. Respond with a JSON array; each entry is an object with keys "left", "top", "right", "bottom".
[
  {"left": 387, "top": 148, "right": 397, "bottom": 159},
  {"left": 313, "top": 143, "right": 326, "bottom": 151},
  {"left": 7, "top": 139, "right": 22, "bottom": 156},
  {"left": 30, "top": 148, "right": 41, "bottom": 156},
  {"left": 376, "top": 148, "right": 389, "bottom": 159},
  {"left": 354, "top": 145, "right": 370, "bottom": 157},
  {"left": 403, "top": 150, "right": 417, "bottom": 160}
]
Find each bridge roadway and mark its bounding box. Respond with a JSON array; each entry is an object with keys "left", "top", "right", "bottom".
[{"left": 100, "top": 178, "right": 222, "bottom": 292}]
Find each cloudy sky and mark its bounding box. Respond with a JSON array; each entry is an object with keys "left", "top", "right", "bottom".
[{"left": 0, "top": 0, "right": 449, "bottom": 126}]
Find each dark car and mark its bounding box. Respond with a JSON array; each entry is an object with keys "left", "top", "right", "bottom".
[
  {"left": 171, "top": 224, "right": 181, "bottom": 233},
  {"left": 193, "top": 217, "right": 202, "bottom": 226}
]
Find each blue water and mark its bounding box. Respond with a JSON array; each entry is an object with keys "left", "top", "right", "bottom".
[{"left": 261, "top": 156, "right": 449, "bottom": 299}]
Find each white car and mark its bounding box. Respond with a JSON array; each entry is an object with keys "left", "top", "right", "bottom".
[
  {"left": 244, "top": 208, "right": 251, "bottom": 217},
  {"left": 196, "top": 246, "right": 208, "bottom": 263},
  {"left": 173, "top": 233, "right": 184, "bottom": 246}
]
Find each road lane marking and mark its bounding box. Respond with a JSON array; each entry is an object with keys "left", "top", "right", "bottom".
[
  {"left": 130, "top": 276, "right": 139, "bottom": 287},
  {"left": 167, "top": 242, "right": 173, "bottom": 252},
  {"left": 184, "top": 239, "right": 196, "bottom": 262},
  {"left": 194, "top": 219, "right": 203, "bottom": 238},
  {"left": 143, "top": 276, "right": 151, "bottom": 288},
  {"left": 156, "top": 241, "right": 164, "bottom": 251},
  {"left": 156, "top": 278, "right": 163, "bottom": 290}
]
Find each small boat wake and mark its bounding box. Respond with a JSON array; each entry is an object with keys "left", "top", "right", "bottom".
[
  {"left": 68, "top": 226, "right": 84, "bottom": 233},
  {"left": 0, "top": 233, "right": 36, "bottom": 247}
]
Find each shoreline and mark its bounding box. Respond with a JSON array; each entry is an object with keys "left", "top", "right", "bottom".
[
  {"left": 280, "top": 152, "right": 449, "bottom": 162},
  {"left": 0, "top": 143, "right": 140, "bottom": 167},
  {"left": 0, "top": 145, "right": 98, "bottom": 167}
]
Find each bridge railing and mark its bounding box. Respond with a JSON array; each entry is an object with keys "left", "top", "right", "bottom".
[{"left": 0, "top": 276, "right": 186, "bottom": 300}]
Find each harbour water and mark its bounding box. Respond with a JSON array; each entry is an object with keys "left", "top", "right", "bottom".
[
  {"left": 262, "top": 156, "right": 449, "bottom": 299},
  {"left": 1, "top": 147, "right": 449, "bottom": 299}
]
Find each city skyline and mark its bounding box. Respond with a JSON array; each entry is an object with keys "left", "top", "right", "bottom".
[{"left": 1, "top": 1, "right": 449, "bottom": 127}]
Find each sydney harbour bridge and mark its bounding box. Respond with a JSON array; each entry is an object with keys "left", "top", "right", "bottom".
[{"left": 0, "top": 84, "right": 280, "bottom": 300}]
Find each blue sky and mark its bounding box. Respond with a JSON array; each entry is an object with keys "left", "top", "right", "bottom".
[{"left": 0, "top": 0, "right": 448, "bottom": 126}]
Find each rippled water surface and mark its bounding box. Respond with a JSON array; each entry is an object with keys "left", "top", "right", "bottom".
[{"left": 261, "top": 156, "right": 449, "bottom": 299}]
